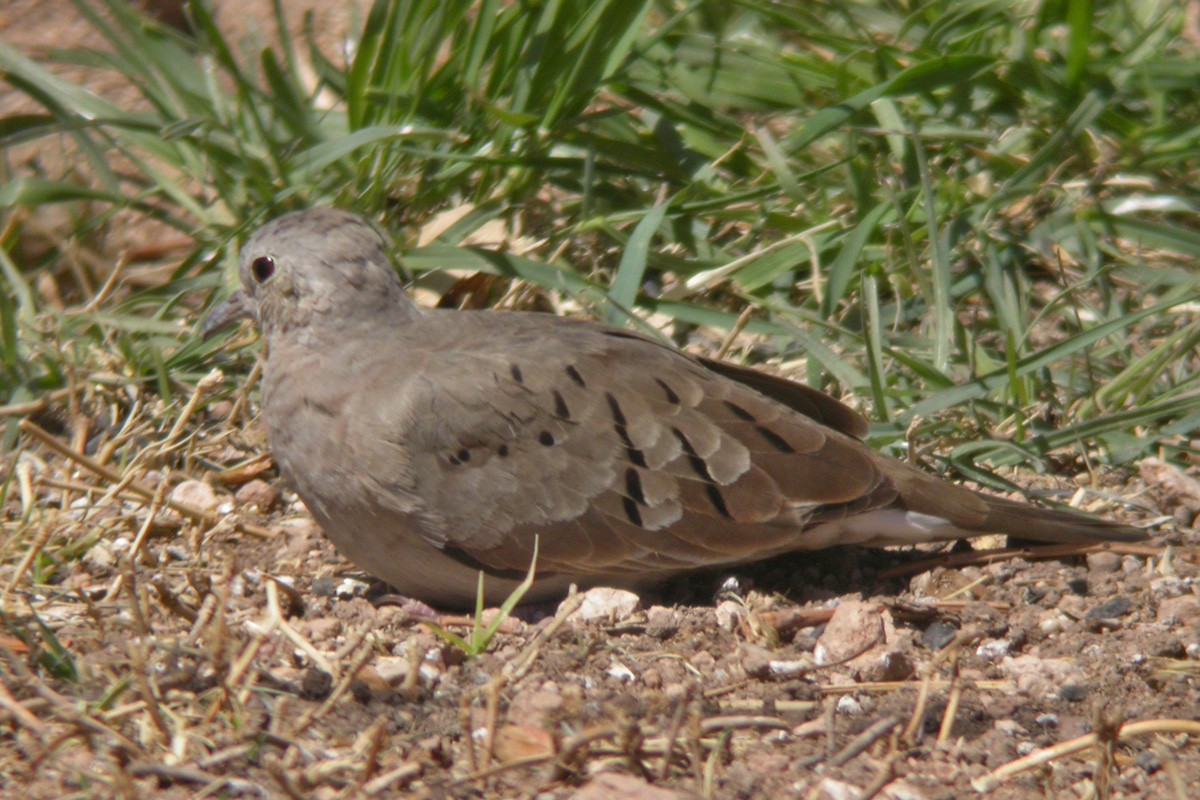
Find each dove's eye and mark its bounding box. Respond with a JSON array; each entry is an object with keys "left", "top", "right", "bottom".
[{"left": 252, "top": 256, "right": 276, "bottom": 283}]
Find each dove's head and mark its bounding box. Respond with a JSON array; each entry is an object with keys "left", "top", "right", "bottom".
[{"left": 202, "top": 208, "right": 416, "bottom": 344}]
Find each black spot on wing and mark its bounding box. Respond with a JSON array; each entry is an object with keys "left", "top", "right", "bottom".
[
  {"left": 625, "top": 467, "right": 646, "bottom": 504},
  {"left": 756, "top": 426, "right": 796, "bottom": 453},
  {"left": 565, "top": 365, "right": 586, "bottom": 387},
  {"left": 724, "top": 401, "right": 756, "bottom": 421},
  {"left": 655, "top": 378, "right": 680, "bottom": 405},
  {"left": 551, "top": 389, "right": 570, "bottom": 420},
  {"left": 671, "top": 427, "right": 711, "bottom": 480},
  {"left": 441, "top": 546, "right": 539, "bottom": 581},
  {"left": 704, "top": 484, "right": 734, "bottom": 519},
  {"left": 510, "top": 364, "right": 524, "bottom": 384},
  {"left": 605, "top": 391, "right": 627, "bottom": 427},
  {"left": 622, "top": 496, "right": 643, "bottom": 526},
  {"left": 607, "top": 391, "right": 647, "bottom": 467},
  {"left": 670, "top": 426, "right": 733, "bottom": 518}
]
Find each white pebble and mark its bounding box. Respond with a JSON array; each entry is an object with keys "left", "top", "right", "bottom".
[
  {"left": 606, "top": 661, "right": 635, "bottom": 682},
  {"left": 975, "top": 639, "right": 1013, "bottom": 661}
]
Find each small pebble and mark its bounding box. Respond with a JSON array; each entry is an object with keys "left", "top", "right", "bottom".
[
  {"left": 236, "top": 479, "right": 282, "bottom": 511},
  {"left": 815, "top": 778, "right": 858, "bottom": 800},
  {"left": 975, "top": 639, "right": 1013, "bottom": 661},
  {"left": 311, "top": 577, "right": 338, "bottom": 597},
  {"left": 1155, "top": 595, "right": 1200, "bottom": 625},
  {"left": 994, "top": 719, "right": 1028, "bottom": 737},
  {"left": 164, "top": 545, "right": 189, "bottom": 561},
  {"left": 1134, "top": 751, "right": 1161, "bottom": 774},
  {"left": 715, "top": 575, "right": 748, "bottom": 599},
  {"left": 714, "top": 600, "right": 745, "bottom": 631},
  {"left": 170, "top": 479, "right": 221, "bottom": 512},
  {"left": 765, "top": 658, "right": 811, "bottom": 679},
  {"left": 1085, "top": 596, "right": 1134, "bottom": 620},
  {"left": 301, "top": 668, "right": 332, "bottom": 699},
  {"left": 84, "top": 543, "right": 115, "bottom": 569},
  {"left": 1059, "top": 684, "right": 1088, "bottom": 702},
  {"left": 1039, "top": 611, "right": 1071, "bottom": 635},
  {"left": 922, "top": 620, "right": 958, "bottom": 650},
  {"left": 835, "top": 695, "right": 868, "bottom": 715},
  {"left": 570, "top": 587, "right": 641, "bottom": 623},
  {"left": 1023, "top": 584, "right": 1050, "bottom": 604},
  {"left": 606, "top": 661, "right": 635, "bottom": 682},
  {"left": 645, "top": 606, "right": 679, "bottom": 639},
  {"left": 1086, "top": 552, "right": 1121, "bottom": 574},
  {"left": 1150, "top": 577, "right": 1185, "bottom": 599},
  {"left": 1057, "top": 594, "right": 1088, "bottom": 618},
  {"left": 334, "top": 577, "right": 371, "bottom": 599}
]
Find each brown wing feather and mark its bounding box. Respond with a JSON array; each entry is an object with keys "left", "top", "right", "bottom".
[
  {"left": 399, "top": 311, "right": 1144, "bottom": 580},
  {"left": 402, "top": 313, "right": 903, "bottom": 576},
  {"left": 697, "top": 356, "right": 870, "bottom": 438}
]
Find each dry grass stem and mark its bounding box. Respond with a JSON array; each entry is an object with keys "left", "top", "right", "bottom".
[
  {"left": 935, "top": 653, "right": 964, "bottom": 746},
  {"left": 829, "top": 715, "right": 900, "bottom": 767},
  {"left": 698, "top": 714, "right": 791, "bottom": 735},
  {"left": 0, "top": 671, "right": 47, "bottom": 734},
  {"left": 972, "top": 719, "right": 1200, "bottom": 792},
  {"left": 879, "top": 541, "right": 1178, "bottom": 579},
  {"left": 164, "top": 368, "right": 224, "bottom": 449},
  {"left": 503, "top": 587, "right": 586, "bottom": 682},
  {"left": 293, "top": 631, "right": 379, "bottom": 734},
  {"left": 362, "top": 762, "right": 422, "bottom": 795},
  {"left": 658, "top": 684, "right": 695, "bottom": 780},
  {"left": 0, "top": 388, "right": 77, "bottom": 417},
  {"left": 854, "top": 755, "right": 899, "bottom": 800},
  {"left": 5, "top": 516, "right": 53, "bottom": 592},
  {"left": 713, "top": 305, "right": 755, "bottom": 361},
  {"left": 18, "top": 419, "right": 274, "bottom": 539}
]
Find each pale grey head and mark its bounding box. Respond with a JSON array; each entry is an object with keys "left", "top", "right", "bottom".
[{"left": 202, "top": 208, "right": 417, "bottom": 343}]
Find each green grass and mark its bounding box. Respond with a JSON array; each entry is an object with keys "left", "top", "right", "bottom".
[
  {"left": 426, "top": 538, "right": 539, "bottom": 658},
  {"left": 2, "top": 0, "right": 1199, "bottom": 480}
]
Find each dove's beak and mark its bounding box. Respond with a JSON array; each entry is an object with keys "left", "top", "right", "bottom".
[{"left": 201, "top": 290, "right": 254, "bottom": 339}]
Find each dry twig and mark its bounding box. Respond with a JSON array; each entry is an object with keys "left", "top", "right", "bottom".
[
  {"left": 973, "top": 719, "right": 1200, "bottom": 792},
  {"left": 18, "top": 419, "right": 274, "bottom": 539}
]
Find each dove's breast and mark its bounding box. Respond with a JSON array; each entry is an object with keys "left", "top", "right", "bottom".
[{"left": 259, "top": 337, "right": 464, "bottom": 593}]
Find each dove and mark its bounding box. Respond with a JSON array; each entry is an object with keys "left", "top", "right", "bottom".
[{"left": 203, "top": 208, "right": 1144, "bottom": 606}]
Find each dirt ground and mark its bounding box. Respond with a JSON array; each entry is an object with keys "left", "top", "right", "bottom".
[
  {"left": 3, "top": 3, "right": 1200, "bottom": 799},
  {"left": 3, "top": 434, "right": 1198, "bottom": 799}
]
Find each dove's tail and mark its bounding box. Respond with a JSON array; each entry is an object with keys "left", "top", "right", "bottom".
[
  {"left": 871, "top": 460, "right": 1145, "bottom": 546},
  {"left": 804, "top": 461, "right": 1146, "bottom": 549},
  {"left": 963, "top": 490, "right": 1147, "bottom": 544}
]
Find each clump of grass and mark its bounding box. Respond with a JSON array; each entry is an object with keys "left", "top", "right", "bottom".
[
  {"left": 425, "top": 539, "right": 539, "bottom": 658},
  {"left": 1, "top": 0, "right": 1198, "bottom": 474}
]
